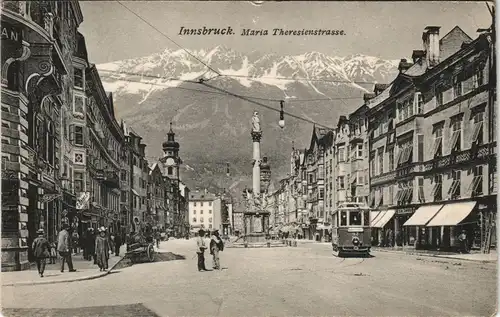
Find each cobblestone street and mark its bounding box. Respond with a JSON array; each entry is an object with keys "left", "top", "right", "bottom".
[{"left": 2, "top": 239, "right": 497, "bottom": 316}]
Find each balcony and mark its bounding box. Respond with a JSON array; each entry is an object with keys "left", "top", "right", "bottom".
[
  {"left": 423, "top": 143, "right": 495, "bottom": 172},
  {"left": 370, "top": 170, "right": 396, "bottom": 186},
  {"left": 102, "top": 171, "right": 120, "bottom": 189}
]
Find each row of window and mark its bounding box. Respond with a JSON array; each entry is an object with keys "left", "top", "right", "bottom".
[
  {"left": 370, "top": 68, "right": 484, "bottom": 141},
  {"left": 192, "top": 210, "right": 212, "bottom": 215},
  {"left": 370, "top": 109, "right": 486, "bottom": 176},
  {"left": 371, "top": 166, "right": 484, "bottom": 207},
  {"left": 191, "top": 217, "right": 213, "bottom": 223},
  {"left": 192, "top": 201, "right": 212, "bottom": 207}
]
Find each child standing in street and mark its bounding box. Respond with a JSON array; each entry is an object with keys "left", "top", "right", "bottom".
[{"left": 49, "top": 240, "right": 57, "bottom": 264}]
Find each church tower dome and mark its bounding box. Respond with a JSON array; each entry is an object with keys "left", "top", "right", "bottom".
[{"left": 162, "top": 122, "right": 180, "bottom": 152}]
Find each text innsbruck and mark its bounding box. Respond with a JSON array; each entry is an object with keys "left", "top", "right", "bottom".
[{"left": 178, "top": 26, "right": 346, "bottom": 36}]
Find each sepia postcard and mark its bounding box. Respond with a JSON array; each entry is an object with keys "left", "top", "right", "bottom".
[{"left": 0, "top": 1, "right": 497, "bottom": 316}]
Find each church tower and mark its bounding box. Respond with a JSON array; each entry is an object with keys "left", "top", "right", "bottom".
[
  {"left": 160, "top": 122, "right": 181, "bottom": 180},
  {"left": 260, "top": 156, "right": 271, "bottom": 193}
]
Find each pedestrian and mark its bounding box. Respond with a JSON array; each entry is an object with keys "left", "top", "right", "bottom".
[
  {"left": 86, "top": 228, "right": 96, "bottom": 262},
  {"left": 196, "top": 229, "right": 208, "bottom": 271},
  {"left": 81, "top": 229, "right": 88, "bottom": 260},
  {"left": 109, "top": 232, "right": 115, "bottom": 257},
  {"left": 72, "top": 230, "right": 80, "bottom": 254},
  {"left": 49, "top": 240, "right": 57, "bottom": 264},
  {"left": 210, "top": 230, "right": 224, "bottom": 270},
  {"left": 57, "top": 224, "right": 76, "bottom": 273},
  {"left": 95, "top": 227, "right": 111, "bottom": 271},
  {"left": 114, "top": 232, "right": 122, "bottom": 256},
  {"left": 155, "top": 230, "right": 161, "bottom": 248},
  {"left": 32, "top": 229, "right": 50, "bottom": 277},
  {"left": 458, "top": 229, "right": 469, "bottom": 254}
]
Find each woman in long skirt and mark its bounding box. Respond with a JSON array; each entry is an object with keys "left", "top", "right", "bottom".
[{"left": 95, "top": 227, "right": 110, "bottom": 271}]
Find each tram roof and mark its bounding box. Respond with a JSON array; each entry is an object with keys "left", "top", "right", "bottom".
[{"left": 335, "top": 202, "right": 371, "bottom": 210}]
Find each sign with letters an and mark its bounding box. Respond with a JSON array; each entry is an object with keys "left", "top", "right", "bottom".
[
  {"left": 1, "top": 21, "right": 22, "bottom": 59},
  {"left": 1, "top": 21, "right": 22, "bottom": 43}
]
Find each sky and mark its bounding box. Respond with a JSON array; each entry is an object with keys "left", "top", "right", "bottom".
[{"left": 79, "top": 1, "right": 492, "bottom": 64}]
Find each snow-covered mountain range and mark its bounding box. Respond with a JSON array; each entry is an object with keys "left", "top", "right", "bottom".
[{"left": 97, "top": 46, "right": 399, "bottom": 200}]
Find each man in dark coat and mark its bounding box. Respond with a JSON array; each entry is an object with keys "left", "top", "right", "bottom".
[
  {"left": 87, "top": 228, "right": 96, "bottom": 263},
  {"left": 32, "top": 228, "right": 50, "bottom": 277},
  {"left": 196, "top": 229, "right": 208, "bottom": 271},
  {"left": 114, "top": 232, "right": 122, "bottom": 256}
]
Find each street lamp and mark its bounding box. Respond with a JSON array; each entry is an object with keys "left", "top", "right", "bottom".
[{"left": 278, "top": 100, "right": 285, "bottom": 129}]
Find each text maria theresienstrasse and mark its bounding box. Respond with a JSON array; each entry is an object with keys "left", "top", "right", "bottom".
[{"left": 178, "top": 27, "right": 346, "bottom": 36}]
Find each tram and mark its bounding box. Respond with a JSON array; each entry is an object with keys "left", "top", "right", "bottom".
[{"left": 331, "top": 202, "right": 371, "bottom": 257}]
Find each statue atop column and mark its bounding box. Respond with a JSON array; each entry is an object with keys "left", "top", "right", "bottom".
[{"left": 251, "top": 111, "right": 261, "bottom": 132}]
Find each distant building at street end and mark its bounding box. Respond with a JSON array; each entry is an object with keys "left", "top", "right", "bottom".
[{"left": 188, "top": 189, "right": 221, "bottom": 231}]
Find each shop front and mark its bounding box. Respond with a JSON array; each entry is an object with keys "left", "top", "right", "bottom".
[
  {"left": 424, "top": 199, "right": 495, "bottom": 252},
  {"left": 402, "top": 204, "right": 443, "bottom": 250},
  {"left": 370, "top": 209, "right": 396, "bottom": 247},
  {"left": 394, "top": 207, "right": 416, "bottom": 247}
]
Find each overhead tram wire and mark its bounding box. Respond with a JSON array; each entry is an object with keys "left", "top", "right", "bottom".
[
  {"left": 97, "top": 72, "right": 340, "bottom": 130},
  {"left": 199, "top": 81, "right": 335, "bottom": 130},
  {"left": 115, "top": 0, "right": 221, "bottom": 77},
  {"left": 97, "top": 69, "right": 363, "bottom": 102}
]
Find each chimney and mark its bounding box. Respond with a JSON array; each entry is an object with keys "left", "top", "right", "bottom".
[
  {"left": 363, "top": 93, "right": 376, "bottom": 102},
  {"left": 411, "top": 50, "right": 425, "bottom": 64},
  {"left": 422, "top": 26, "right": 441, "bottom": 67},
  {"left": 373, "top": 84, "right": 388, "bottom": 96},
  {"left": 398, "top": 59, "right": 413, "bottom": 73}
]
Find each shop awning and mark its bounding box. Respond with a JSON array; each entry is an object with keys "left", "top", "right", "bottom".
[
  {"left": 370, "top": 211, "right": 382, "bottom": 226},
  {"left": 371, "top": 210, "right": 386, "bottom": 226},
  {"left": 371, "top": 209, "right": 395, "bottom": 228},
  {"left": 403, "top": 204, "right": 443, "bottom": 226},
  {"left": 426, "top": 201, "right": 477, "bottom": 227}
]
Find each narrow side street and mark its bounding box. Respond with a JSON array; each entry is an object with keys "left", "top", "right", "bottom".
[{"left": 2, "top": 239, "right": 497, "bottom": 317}]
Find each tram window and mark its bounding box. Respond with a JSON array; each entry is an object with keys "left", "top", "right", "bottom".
[
  {"left": 349, "top": 211, "right": 362, "bottom": 226},
  {"left": 363, "top": 210, "right": 370, "bottom": 226},
  {"left": 340, "top": 211, "right": 347, "bottom": 226}
]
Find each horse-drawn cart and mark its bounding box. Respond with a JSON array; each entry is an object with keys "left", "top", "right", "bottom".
[{"left": 125, "top": 232, "right": 155, "bottom": 264}]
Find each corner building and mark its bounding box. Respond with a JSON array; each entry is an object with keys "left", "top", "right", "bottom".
[
  {"left": 368, "top": 26, "right": 496, "bottom": 251},
  {"left": 1, "top": 1, "right": 84, "bottom": 270}
]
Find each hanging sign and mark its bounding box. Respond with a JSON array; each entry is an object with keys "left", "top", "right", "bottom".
[{"left": 76, "top": 192, "right": 90, "bottom": 210}]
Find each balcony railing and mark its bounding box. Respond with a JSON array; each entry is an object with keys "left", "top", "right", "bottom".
[
  {"left": 371, "top": 143, "right": 495, "bottom": 185},
  {"left": 423, "top": 143, "right": 495, "bottom": 172},
  {"left": 370, "top": 170, "right": 396, "bottom": 185}
]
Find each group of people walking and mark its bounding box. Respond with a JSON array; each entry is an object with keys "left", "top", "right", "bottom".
[
  {"left": 31, "top": 224, "right": 123, "bottom": 278},
  {"left": 196, "top": 229, "right": 224, "bottom": 271}
]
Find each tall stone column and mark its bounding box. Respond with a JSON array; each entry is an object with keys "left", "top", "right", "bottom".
[{"left": 252, "top": 131, "right": 262, "bottom": 195}]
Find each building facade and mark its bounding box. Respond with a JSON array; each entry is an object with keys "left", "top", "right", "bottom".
[
  {"left": 1, "top": 1, "right": 84, "bottom": 270},
  {"left": 188, "top": 189, "right": 221, "bottom": 231},
  {"left": 368, "top": 25, "right": 496, "bottom": 251},
  {"left": 84, "top": 65, "right": 123, "bottom": 234},
  {"left": 125, "top": 128, "right": 148, "bottom": 230},
  {"left": 280, "top": 24, "right": 495, "bottom": 253},
  {"left": 148, "top": 163, "right": 167, "bottom": 231}
]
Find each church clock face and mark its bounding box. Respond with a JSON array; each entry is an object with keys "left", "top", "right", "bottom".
[{"left": 166, "top": 158, "right": 175, "bottom": 166}]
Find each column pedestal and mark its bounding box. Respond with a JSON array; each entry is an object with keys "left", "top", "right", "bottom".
[{"left": 243, "top": 212, "right": 270, "bottom": 243}]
